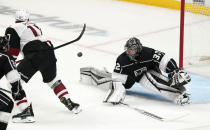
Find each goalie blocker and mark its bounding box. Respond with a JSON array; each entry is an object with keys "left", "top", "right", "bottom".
[{"left": 80, "top": 67, "right": 191, "bottom": 105}]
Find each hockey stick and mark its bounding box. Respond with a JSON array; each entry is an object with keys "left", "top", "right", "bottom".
[
  {"left": 52, "top": 23, "right": 86, "bottom": 50},
  {"left": 32, "top": 23, "right": 86, "bottom": 52},
  {"left": 15, "top": 24, "right": 86, "bottom": 63},
  {"left": 120, "top": 102, "right": 164, "bottom": 121},
  {"left": 121, "top": 102, "right": 189, "bottom": 122}
]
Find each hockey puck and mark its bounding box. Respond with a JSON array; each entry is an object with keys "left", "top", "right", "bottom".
[{"left": 77, "top": 52, "right": 83, "bottom": 57}]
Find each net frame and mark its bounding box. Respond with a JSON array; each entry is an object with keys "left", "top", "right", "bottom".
[{"left": 179, "top": 0, "right": 210, "bottom": 69}]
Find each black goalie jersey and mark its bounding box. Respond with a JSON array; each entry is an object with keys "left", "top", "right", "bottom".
[{"left": 114, "top": 46, "right": 165, "bottom": 88}]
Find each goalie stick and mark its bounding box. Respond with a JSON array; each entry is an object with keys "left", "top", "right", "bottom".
[
  {"left": 121, "top": 102, "right": 164, "bottom": 121},
  {"left": 121, "top": 102, "right": 189, "bottom": 122}
]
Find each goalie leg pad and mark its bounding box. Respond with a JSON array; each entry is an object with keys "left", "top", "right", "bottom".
[
  {"left": 139, "top": 71, "right": 189, "bottom": 104},
  {"left": 103, "top": 82, "right": 126, "bottom": 105},
  {"left": 80, "top": 67, "right": 112, "bottom": 90}
]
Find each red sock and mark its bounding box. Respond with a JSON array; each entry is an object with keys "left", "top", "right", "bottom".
[{"left": 53, "top": 83, "right": 69, "bottom": 99}]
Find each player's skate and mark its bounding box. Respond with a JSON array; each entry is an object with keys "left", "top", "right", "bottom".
[
  {"left": 12, "top": 104, "right": 35, "bottom": 123},
  {"left": 175, "top": 93, "right": 191, "bottom": 105},
  {"left": 60, "top": 97, "right": 82, "bottom": 114}
]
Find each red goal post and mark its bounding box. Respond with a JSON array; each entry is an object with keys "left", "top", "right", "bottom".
[
  {"left": 119, "top": 0, "right": 210, "bottom": 69},
  {"left": 179, "top": 0, "right": 210, "bottom": 69}
]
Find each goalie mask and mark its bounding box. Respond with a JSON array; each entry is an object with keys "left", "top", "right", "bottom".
[
  {"left": 0, "top": 34, "right": 10, "bottom": 51},
  {"left": 15, "top": 9, "right": 29, "bottom": 22},
  {"left": 124, "top": 37, "right": 142, "bottom": 60}
]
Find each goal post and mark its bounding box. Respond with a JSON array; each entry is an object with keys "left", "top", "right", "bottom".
[
  {"left": 118, "top": 0, "right": 210, "bottom": 69},
  {"left": 179, "top": 0, "right": 185, "bottom": 69},
  {"left": 179, "top": 0, "right": 210, "bottom": 69}
]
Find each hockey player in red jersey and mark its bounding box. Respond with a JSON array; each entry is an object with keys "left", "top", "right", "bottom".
[
  {"left": 0, "top": 35, "right": 33, "bottom": 129},
  {"left": 80, "top": 37, "right": 191, "bottom": 105},
  {"left": 4, "top": 9, "right": 81, "bottom": 123}
]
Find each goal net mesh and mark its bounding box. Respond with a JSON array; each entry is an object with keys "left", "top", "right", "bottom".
[{"left": 183, "top": 0, "right": 210, "bottom": 68}]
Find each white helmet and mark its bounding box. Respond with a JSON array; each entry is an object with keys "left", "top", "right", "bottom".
[{"left": 15, "top": 9, "right": 29, "bottom": 22}]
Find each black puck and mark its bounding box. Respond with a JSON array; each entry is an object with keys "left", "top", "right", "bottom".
[{"left": 77, "top": 52, "right": 83, "bottom": 57}]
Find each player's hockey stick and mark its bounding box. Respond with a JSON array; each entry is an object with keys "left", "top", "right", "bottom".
[
  {"left": 31, "top": 23, "right": 86, "bottom": 52},
  {"left": 15, "top": 24, "right": 86, "bottom": 63},
  {"left": 121, "top": 102, "right": 189, "bottom": 122},
  {"left": 52, "top": 23, "right": 86, "bottom": 50}
]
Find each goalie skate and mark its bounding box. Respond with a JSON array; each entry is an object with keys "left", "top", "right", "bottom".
[
  {"left": 12, "top": 104, "right": 35, "bottom": 123},
  {"left": 175, "top": 93, "right": 191, "bottom": 105},
  {"left": 60, "top": 97, "right": 82, "bottom": 114}
]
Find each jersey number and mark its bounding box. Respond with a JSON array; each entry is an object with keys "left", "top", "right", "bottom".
[
  {"left": 153, "top": 50, "right": 164, "bottom": 62},
  {"left": 115, "top": 63, "right": 121, "bottom": 71},
  {"left": 153, "top": 54, "right": 161, "bottom": 61}
]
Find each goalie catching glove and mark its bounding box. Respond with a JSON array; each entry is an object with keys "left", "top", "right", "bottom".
[{"left": 169, "top": 69, "right": 191, "bottom": 89}]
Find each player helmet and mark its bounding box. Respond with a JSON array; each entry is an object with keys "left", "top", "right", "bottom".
[
  {"left": 0, "top": 34, "right": 10, "bottom": 51},
  {"left": 15, "top": 9, "right": 29, "bottom": 22},
  {"left": 124, "top": 37, "right": 142, "bottom": 60}
]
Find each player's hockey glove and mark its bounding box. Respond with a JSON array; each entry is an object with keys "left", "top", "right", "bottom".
[
  {"left": 0, "top": 34, "right": 10, "bottom": 51},
  {"left": 169, "top": 69, "right": 191, "bottom": 89},
  {"left": 11, "top": 81, "right": 25, "bottom": 100}
]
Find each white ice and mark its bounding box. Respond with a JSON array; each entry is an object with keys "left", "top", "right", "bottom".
[{"left": 0, "top": 0, "right": 210, "bottom": 130}]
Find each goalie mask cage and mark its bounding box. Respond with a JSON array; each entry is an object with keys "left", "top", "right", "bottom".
[{"left": 179, "top": 0, "right": 210, "bottom": 69}]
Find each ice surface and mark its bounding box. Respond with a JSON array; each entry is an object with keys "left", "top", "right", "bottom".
[{"left": 0, "top": 0, "right": 209, "bottom": 130}]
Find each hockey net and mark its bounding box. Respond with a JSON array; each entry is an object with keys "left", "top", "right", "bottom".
[{"left": 180, "top": 0, "right": 210, "bottom": 68}]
